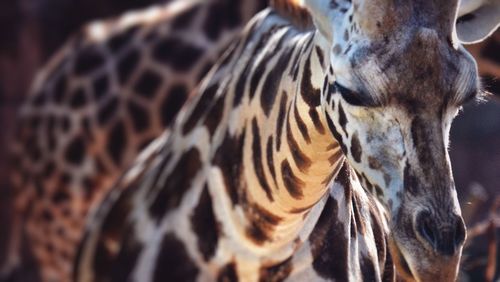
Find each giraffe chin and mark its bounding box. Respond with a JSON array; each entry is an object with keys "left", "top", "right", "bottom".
[{"left": 388, "top": 237, "right": 461, "bottom": 282}]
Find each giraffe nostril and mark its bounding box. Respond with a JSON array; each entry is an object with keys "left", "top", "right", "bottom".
[
  {"left": 415, "top": 211, "right": 465, "bottom": 256},
  {"left": 416, "top": 211, "right": 438, "bottom": 249}
]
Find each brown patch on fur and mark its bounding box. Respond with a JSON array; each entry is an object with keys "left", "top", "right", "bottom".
[
  {"left": 259, "top": 256, "right": 293, "bottom": 282},
  {"left": 244, "top": 202, "right": 283, "bottom": 245},
  {"left": 368, "top": 156, "right": 382, "bottom": 170},
  {"left": 217, "top": 261, "right": 238, "bottom": 282},
  {"left": 281, "top": 160, "right": 305, "bottom": 199}
]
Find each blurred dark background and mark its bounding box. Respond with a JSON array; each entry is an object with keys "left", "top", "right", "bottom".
[{"left": 0, "top": 0, "right": 498, "bottom": 281}]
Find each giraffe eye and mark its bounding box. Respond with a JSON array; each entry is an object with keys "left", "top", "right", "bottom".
[{"left": 334, "top": 82, "right": 375, "bottom": 107}]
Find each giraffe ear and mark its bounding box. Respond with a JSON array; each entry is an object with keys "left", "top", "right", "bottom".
[{"left": 456, "top": 0, "right": 500, "bottom": 44}]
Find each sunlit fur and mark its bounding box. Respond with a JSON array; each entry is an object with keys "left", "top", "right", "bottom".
[
  {"left": 2, "top": 1, "right": 269, "bottom": 281},
  {"left": 75, "top": 8, "right": 394, "bottom": 282},
  {"left": 6, "top": 0, "right": 497, "bottom": 281},
  {"left": 73, "top": 0, "right": 499, "bottom": 281}
]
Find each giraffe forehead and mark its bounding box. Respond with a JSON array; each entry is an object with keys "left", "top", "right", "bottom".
[
  {"left": 342, "top": 29, "right": 477, "bottom": 108},
  {"left": 352, "top": 0, "right": 459, "bottom": 36}
]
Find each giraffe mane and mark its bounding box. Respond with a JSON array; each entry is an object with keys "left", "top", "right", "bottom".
[{"left": 270, "top": 0, "right": 314, "bottom": 30}]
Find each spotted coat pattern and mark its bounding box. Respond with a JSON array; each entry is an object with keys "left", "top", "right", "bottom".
[
  {"left": 3, "top": 0, "right": 500, "bottom": 281},
  {"left": 75, "top": 9, "right": 394, "bottom": 281},
  {"left": 4, "top": 0, "right": 267, "bottom": 280},
  {"left": 74, "top": 0, "right": 500, "bottom": 280}
]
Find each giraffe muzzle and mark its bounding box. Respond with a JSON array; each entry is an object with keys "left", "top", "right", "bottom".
[{"left": 415, "top": 210, "right": 466, "bottom": 257}]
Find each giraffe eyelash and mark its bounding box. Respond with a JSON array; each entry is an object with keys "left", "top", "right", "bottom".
[{"left": 334, "top": 82, "right": 378, "bottom": 107}]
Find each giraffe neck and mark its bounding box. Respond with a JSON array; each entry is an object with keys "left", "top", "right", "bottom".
[
  {"left": 246, "top": 37, "right": 342, "bottom": 224},
  {"left": 194, "top": 10, "right": 345, "bottom": 255},
  {"left": 74, "top": 8, "right": 394, "bottom": 282}
]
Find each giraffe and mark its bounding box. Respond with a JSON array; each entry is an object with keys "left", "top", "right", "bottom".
[
  {"left": 3, "top": 0, "right": 500, "bottom": 281},
  {"left": 73, "top": 0, "right": 500, "bottom": 281},
  {"left": 2, "top": 0, "right": 267, "bottom": 281}
]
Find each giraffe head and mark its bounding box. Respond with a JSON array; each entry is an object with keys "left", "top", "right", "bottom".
[{"left": 304, "top": 0, "right": 500, "bottom": 280}]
